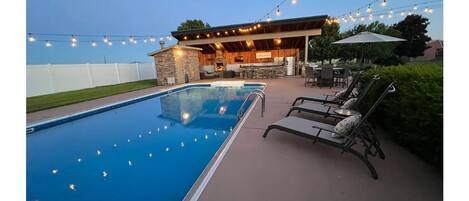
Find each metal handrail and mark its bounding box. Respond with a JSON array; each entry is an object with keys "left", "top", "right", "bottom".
[{"left": 237, "top": 90, "right": 265, "bottom": 120}]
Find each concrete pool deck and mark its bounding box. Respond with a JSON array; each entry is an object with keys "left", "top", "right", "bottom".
[{"left": 27, "top": 77, "right": 442, "bottom": 201}]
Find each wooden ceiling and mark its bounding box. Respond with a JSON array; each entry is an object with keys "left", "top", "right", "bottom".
[
  {"left": 190, "top": 37, "right": 306, "bottom": 54},
  {"left": 171, "top": 15, "right": 327, "bottom": 54}
]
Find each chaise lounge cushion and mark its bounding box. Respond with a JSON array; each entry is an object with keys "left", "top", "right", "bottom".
[
  {"left": 340, "top": 98, "right": 358, "bottom": 109},
  {"left": 334, "top": 89, "right": 347, "bottom": 100},
  {"left": 333, "top": 114, "right": 362, "bottom": 138}
]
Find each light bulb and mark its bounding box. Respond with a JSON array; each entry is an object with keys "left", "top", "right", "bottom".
[
  {"left": 367, "top": 4, "right": 372, "bottom": 13},
  {"left": 400, "top": 12, "right": 405, "bottom": 16},
  {"left": 71, "top": 42, "right": 77, "bottom": 47},
  {"left": 149, "top": 36, "right": 156, "bottom": 42},
  {"left": 45, "top": 41, "right": 52, "bottom": 47},
  {"left": 103, "top": 36, "right": 109, "bottom": 43},
  {"left": 91, "top": 41, "right": 97, "bottom": 47},
  {"left": 368, "top": 14, "right": 373, "bottom": 20},
  {"left": 122, "top": 41, "right": 126, "bottom": 45},
  {"left": 70, "top": 35, "right": 77, "bottom": 43},
  {"left": 275, "top": 6, "right": 281, "bottom": 16},
  {"left": 129, "top": 36, "right": 134, "bottom": 42},
  {"left": 267, "top": 15, "right": 272, "bottom": 22},
  {"left": 143, "top": 39, "right": 147, "bottom": 43},
  {"left": 413, "top": 5, "right": 418, "bottom": 10},
  {"left": 428, "top": 8, "right": 433, "bottom": 13},
  {"left": 28, "top": 34, "right": 35, "bottom": 42},
  {"left": 381, "top": 0, "right": 387, "bottom": 7},
  {"left": 291, "top": 0, "right": 297, "bottom": 5},
  {"left": 356, "top": 11, "right": 360, "bottom": 16},
  {"left": 360, "top": 17, "right": 365, "bottom": 21},
  {"left": 108, "top": 41, "right": 112, "bottom": 46}
]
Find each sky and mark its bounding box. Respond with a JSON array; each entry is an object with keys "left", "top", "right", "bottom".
[{"left": 26, "top": 0, "right": 443, "bottom": 64}]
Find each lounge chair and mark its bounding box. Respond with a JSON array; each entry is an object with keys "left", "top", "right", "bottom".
[
  {"left": 291, "top": 72, "right": 362, "bottom": 106},
  {"left": 263, "top": 82, "right": 396, "bottom": 179},
  {"left": 286, "top": 75, "right": 380, "bottom": 119}
]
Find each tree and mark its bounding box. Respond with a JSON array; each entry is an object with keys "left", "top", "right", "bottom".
[
  {"left": 309, "top": 22, "right": 341, "bottom": 64},
  {"left": 177, "top": 19, "right": 211, "bottom": 31},
  {"left": 393, "top": 15, "right": 431, "bottom": 58}
]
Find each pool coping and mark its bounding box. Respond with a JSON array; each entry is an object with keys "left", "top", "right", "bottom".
[{"left": 183, "top": 83, "right": 267, "bottom": 201}]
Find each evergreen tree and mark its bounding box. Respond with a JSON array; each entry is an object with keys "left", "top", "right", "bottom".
[{"left": 393, "top": 15, "right": 431, "bottom": 58}]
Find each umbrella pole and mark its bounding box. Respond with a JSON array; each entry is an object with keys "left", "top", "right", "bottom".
[{"left": 360, "top": 44, "right": 364, "bottom": 65}]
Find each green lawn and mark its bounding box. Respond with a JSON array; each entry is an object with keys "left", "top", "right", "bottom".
[{"left": 27, "top": 79, "right": 157, "bottom": 113}]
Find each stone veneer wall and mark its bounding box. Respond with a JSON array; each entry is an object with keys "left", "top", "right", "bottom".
[
  {"left": 181, "top": 49, "right": 200, "bottom": 82},
  {"left": 152, "top": 47, "right": 200, "bottom": 85},
  {"left": 153, "top": 49, "right": 176, "bottom": 85}
]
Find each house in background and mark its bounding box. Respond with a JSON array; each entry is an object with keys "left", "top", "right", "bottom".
[{"left": 416, "top": 40, "right": 443, "bottom": 61}]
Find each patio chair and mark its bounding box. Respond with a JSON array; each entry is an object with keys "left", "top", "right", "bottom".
[
  {"left": 319, "top": 65, "right": 334, "bottom": 88},
  {"left": 292, "top": 72, "right": 362, "bottom": 106},
  {"left": 286, "top": 75, "right": 380, "bottom": 118},
  {"left": 304, "top": 66, "right": 315, "bottom": 87},
  {"left": 335, "top": 68, "right": 350, "bottom": 88},
  {"left": 263, "top": 82, "right": 396, "bottom": 179}
]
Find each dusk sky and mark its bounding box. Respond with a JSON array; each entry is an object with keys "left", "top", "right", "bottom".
[{"left": 26, "top": 0, "right": 443, "bottom": 64}]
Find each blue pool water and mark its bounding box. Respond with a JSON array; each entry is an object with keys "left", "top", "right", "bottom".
[{"left": 27, "top": 85, "right": 263, "bottom": 201}]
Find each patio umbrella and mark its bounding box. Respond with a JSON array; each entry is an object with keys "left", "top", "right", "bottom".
[{"left": 333, "top": 31, "right": 406, "bottom": 64}]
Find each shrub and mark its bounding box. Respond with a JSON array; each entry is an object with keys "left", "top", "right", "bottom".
[{"left": 361, "top": 64, "right": 443, "bottom": 168}]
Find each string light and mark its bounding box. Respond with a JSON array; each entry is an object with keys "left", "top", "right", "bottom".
[
  {"left": 28, "top": 33, "right": 36, "bottom": 42},
  {"left": 381, "top": 0, "right": 387, "bottom": 7},
  {"left": 367, "top": 4, "right": 372, "bottom": 13},
  {"left": 70, "top": 35, "right": 78, "bottom": 43},
  {"left": 45, "top": 40, "right": 52, "bottom": 47},
  {"left": 275, "top": 6, "right": 281, "bottom": 16},
  {"left": 267, "top": 15, "right": 272, "bottom": 22}
]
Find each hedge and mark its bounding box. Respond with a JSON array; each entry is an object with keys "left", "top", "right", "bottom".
[{"left": 361, "top": 64, "right": 443, "bottom": 168}]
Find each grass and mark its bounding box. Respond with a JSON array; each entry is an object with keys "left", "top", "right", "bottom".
[{"left": 27, "top": 79, "right": 157, "bottom": 113}]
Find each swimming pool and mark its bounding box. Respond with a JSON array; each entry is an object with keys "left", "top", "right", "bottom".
[{"left": 27, "top": 84, "right": 264, "bottom": 201}]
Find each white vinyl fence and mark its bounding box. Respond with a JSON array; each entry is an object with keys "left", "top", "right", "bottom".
[{"left": 27, "top": 63, "right": 156, "bottom": 97}]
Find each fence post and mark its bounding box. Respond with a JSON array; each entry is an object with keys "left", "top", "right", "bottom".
[
  {"left": 114, "top": 63, "right": 121, "bottom": 84},
  {"left": 135, "top": 63, "right": 141, "bottom": 80},
  {"left": 86, "top": 63, "right": 95, "bottom": 87}
]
